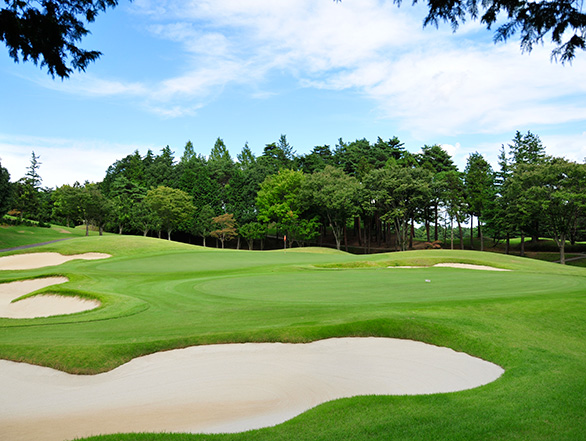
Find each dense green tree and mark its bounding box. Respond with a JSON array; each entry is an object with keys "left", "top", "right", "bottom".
[
  {"left": 436, "top": 170, "right": 467, "bottom": 249},
  {"left": 146, "top": 146, "right": 177, "bottom": 189},
  {"left": 464, "top": 152, "right": 495, "bottom": 250},
  {"left": 302, "top": 166, "right": 361, "bottom": 251},
  {"left": 283, "top": 216, "right": 321, "bottom": 248},
  {"left": 77, "top": 183, "right": 110, "bottom": 236},
  {"left": 14, "top": 151, "right": 43, "bottom": 220},
  {"left": 145, "top": 186, "right": 194, "bottom": 240},
  {"left": 109, "top": 176, "right": 145, "bottom": 234},
  {"left": 298, "top": 145, "right": 334, "bottom": 174},
  {"left": 131, "top": 201, "right": 158, "bottom": 237},
  {"left": 0, "top": 159, "right": 12, "bottom": 218},
  {"left": 364, "top": 166, "right": 432, "bottom": 251},
  {"left": 238, "top": 221, "right": 267, "bottom": 250},
  {"left": 417, "top": 144, "right": 457, "bottom": 241},
  {"left": 261, "top": 135, "right": 296, "bottom": 173},
  {"left": 236, "top": 142, "right": 256, "bottom": 169},
  {"left": 1, "top": 0, "right": 121, "bottom": 78},
  {"left": 52, "top": 183, "right": 82, "bottom": 227},
  {"left": 256, "top": 169, "right": 305, "bottom": 233},
  {"left": 517, "top": 159, "right": 586, "bottom": 263},
  {"left": 193, "top": 204, "right": 215, "bottom": 247},
  {"left": 102, "top": 150, "right": 146, "bottom": 197},
  {"left": 509, "top": 131, "right": 547, "bottom": 167},
  {"left": 177, "top": 152, "right": 221, "bottom": 213}
]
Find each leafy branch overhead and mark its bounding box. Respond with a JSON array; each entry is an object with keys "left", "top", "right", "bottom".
[
  {"left": 338, "top": 0, "right": 586, "bottom": 62},
  {"left": 0, "top": 0, "right": 120, "bottom": 78}
]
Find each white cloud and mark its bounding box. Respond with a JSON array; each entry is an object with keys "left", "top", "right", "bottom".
[
  {"left": 0, "top": 134, "right": 154, "bottom": 188},
  {"left": 25, "top": 0, "right": 586, "bottom": 148},
  {"left": 542, "top": 132, "right": 586, "bottom": 163}
]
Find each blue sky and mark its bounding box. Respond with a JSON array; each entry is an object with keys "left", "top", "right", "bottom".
[{"left": 1, "top": 0, "right": 585, "bottom": 188}]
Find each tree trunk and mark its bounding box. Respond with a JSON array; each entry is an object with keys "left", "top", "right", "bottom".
[
  {"left": 167, "top": 230, "right": 172, "bottom": 241},
  {"left": 344, "top": 224, "right": 348, "bottom": 252},
  {"left": 99, "top": 225, "right": 104, "bottom": 236},
  {"left": 520, "top": 233, "right": 525, "bottom": 257},
  {"left": 249, "top": 239, "right": 254, "bottom": 251},
  {"left": 409, "top": 218, "right": 414, "bottom": 249},
  {"left": 470, "top": 215, "right": 474, "bottom": 249},
  {"left": 505, "top": 233, "right": 510, "bottom": 255},
  {"left": 434, "top": 204, "right": 439, "bottom": 241},
  {"left": 450, "top": 217, "right": 454, "bottom": 250},
  {"left": 559, "top": 234, "right": 566, "bottom": 264},
  {"left": 237, "top": 236, "right": 241, "bottom": 250},
  {"left": 457, "top": 216, "right": 464, "bottom": 250},
  {"left": 479, "top": 221, "right": 484, "bottom": 251},
  {"left": 356, "top": 216, "right": 362, "bottom": 246},
  {"left": 85, "top": 221, "right": 89, "bottom": 237},
  {"left": 118, "top": 225, "right": 123, "bottom": 235},
  {"left": 221, "top": 238, "right": 225, "bottom": 249},
  {"left": 203, "top": 236, "right": 206, "bottom": 247},
  {"left": 143, "top": 229, "right": 148, "bottom": 237}
]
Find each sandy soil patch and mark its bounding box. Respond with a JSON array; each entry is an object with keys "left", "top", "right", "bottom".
[
  {"left": 433, "top": 263, "right": 511, "bottom": 271},
  {"left": 0, "top": 252, "right": 111, "bottom": 270},
  {"left": 0, "top": 278, "right": 100, "bottom": 319},
  {"left": 0, "top": 337, "right": 504, "bottom": 441}
]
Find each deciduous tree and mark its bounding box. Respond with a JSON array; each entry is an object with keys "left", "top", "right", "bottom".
[
  {"left": 210, "top": 213, "right": 237, "bottom": 249},
  {"left": 145, "top": 186, "right": 194, "bottom": 241}
]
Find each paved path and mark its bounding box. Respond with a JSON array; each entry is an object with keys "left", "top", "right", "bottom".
[
  {"left": 0, "top": 238, "right": 72, "bottom": 254},
  {"left": 554, "top": 253, "right": 586, "bottom": 264}
]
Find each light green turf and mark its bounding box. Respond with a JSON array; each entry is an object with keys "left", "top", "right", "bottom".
[
  {"left": 1, "top": 235, "right": 585, "bottom": 441},
  {"left": 0, "top": 223, "right": 95, "bottom": 250}
]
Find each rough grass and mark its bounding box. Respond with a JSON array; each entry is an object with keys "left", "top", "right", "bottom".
[{"left": 1, "top": 234, "right": 586, "bottom": 440}]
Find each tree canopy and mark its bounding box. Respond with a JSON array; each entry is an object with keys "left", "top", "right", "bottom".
[
  {"left": 335, "top": 0, "right": 586, "bottom": 62},
  {"left": 0, "top": 0, "right": 120, "bottom": 78},
  {"left": 402, "top": 0, "right": 585, "bottom": 62}
]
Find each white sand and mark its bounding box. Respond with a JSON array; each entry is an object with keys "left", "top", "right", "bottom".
[
  {"left": 0, "top": 252, "right": 111, "bottom": 270},
  {"left": 0, "top": 278, "right": 100, "bottom": 319},
  {"left": 388, "top": 263, "right": 510, "bottom": 271},
  {"left": 0, "top": 337, "right": 504, "bottom": 441},
  {"left": 433, "top": 263, "right": 511, "bottom": 271}
]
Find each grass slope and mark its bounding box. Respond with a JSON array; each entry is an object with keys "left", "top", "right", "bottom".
[{"left": 0, "top": 235, "right": 585, "bottom": 440}]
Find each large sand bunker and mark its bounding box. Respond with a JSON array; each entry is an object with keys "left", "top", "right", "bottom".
[
  {"left": 0, "top": 252, "right": 111, "bottom": 270},
  {"left": 0, "top": 337, "right": 504, "bottom": 441},
  {"left": 0, "top": 278, "right": 100, "bottom": 318}
]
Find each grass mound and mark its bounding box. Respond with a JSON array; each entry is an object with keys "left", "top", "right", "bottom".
[{"left": 0, "top": 236, "right": 585, "bottom": 440}]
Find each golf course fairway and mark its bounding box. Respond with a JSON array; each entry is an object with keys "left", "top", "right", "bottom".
[{"left": 0, "top": 235, "right": 585, "bottom": 441}]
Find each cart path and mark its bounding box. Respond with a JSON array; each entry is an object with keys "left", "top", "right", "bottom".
[{"left": 0, "top": 238, "right": 73, "bottom": 254}]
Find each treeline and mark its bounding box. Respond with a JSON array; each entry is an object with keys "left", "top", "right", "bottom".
[{"left": 1, "top": 132, "right": 585, "bottom": 262}]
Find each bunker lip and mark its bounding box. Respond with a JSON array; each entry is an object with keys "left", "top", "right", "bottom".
[
  {"left": 0, "top": 277, "right": 100, "bottom": 319},
  {"left": 0, "top": 337, "right": 504, "bottom": 441},
  {"left": 0, "top": 252, "right": 111, "bottom": 271}
]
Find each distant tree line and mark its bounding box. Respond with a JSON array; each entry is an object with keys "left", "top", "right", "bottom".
[{"left": 1, "top": 132, "right": 585, "bottom": 263}]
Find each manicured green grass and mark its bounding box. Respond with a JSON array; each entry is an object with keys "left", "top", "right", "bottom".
[
  {"left": 1, "top": 235, "right": 585, "bottom": 440},
  {"left": 0, "top": 222, "right": 100, "bottom": 250}
]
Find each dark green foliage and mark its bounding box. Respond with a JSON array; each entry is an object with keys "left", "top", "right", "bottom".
[
  {"left": 399, "top": 0, "right": 586, "bottom": 62},
  {"left": 145, "top": 186, "right": 194, "bottom": 240},
  {"left": 0, "top": 159, "right": 12, "bottom": 218},
  {"left": 0, "top": 0, "right": 120, "bottom": 78},
  {"left": 193, "top": 204, "right": 215, "bottom": 247}
]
